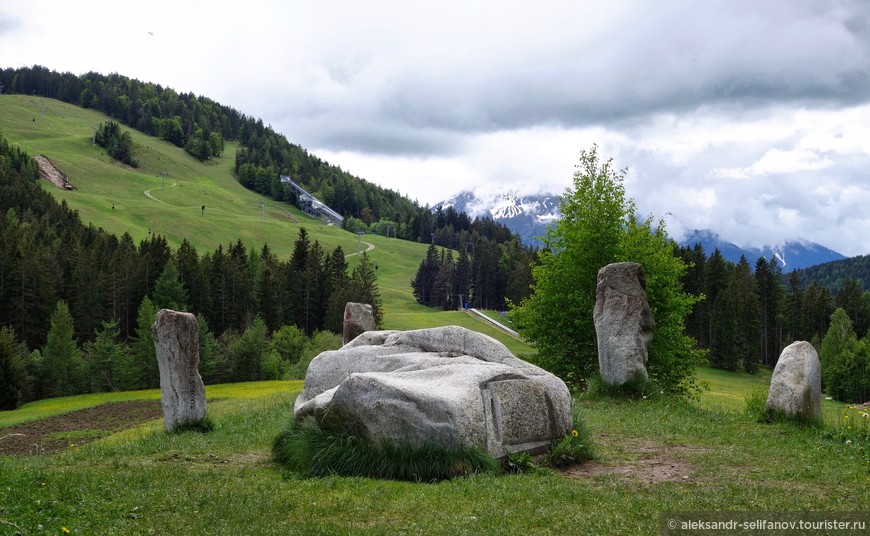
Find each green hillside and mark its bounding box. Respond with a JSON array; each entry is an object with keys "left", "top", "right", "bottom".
[{"left": 0, "top": 94, "right": 531, "bottom": 353}]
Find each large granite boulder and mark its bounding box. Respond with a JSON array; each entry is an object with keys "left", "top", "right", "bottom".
[
  {"left": 343, "top": 302, "right": 376, "bottom": 344},
  {"left": 152, "top": 309, "right": 207, "bottom": 431},
  {"left": 294, "top": 326, "right": 572, "bottom": 459},
  {"left": 766, "top": 341, "right": 822, "bottom": 422},
  {"left": 593, "top": 262, "right": 655, "bottom": 386}
]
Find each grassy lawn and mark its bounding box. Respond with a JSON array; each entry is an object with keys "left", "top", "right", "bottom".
[
  {"left": 1, "top": 375, "right": 866, "bottom": 535},
  {"left": 2, "top": 96, "right": 867, "bottom": 536},
  {"left": 0, "top": 95, "right": 520, "bottom": 346}
]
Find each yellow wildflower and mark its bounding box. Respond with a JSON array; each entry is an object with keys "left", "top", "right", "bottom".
[
  {"left": 62, "top": 528, "right": 71, "bottom": 534},
  {"left": 571, "top": 429, "right": 579, "bottom": 438}
]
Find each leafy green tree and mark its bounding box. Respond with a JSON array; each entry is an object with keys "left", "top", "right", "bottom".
[
  {"left": 41, "top": 300, "right": 83, "bottom": 397},
  {"left": 510, "top": 145, "right": 701, "bottom": 395},
  {"left": 0, "top": 327, "right": 32, "bottom": 409},
  {"left": 618, "top": 216, "right": 705, "bottom": 391},
  {"left": 152, "top": 259, "right": 188, "bottom": 311},
  {"left": 820, "top": 308, "right": 868, "bottom": 403},
  {"left": 271, "top": 324, "right": 307, "bottom": 364},
  {"left": 510, "top": 145, "right": 630, "bottom": 386}
]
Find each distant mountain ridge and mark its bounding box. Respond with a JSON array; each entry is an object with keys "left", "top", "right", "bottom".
[
  {"left": 681, "top": 229, "right": 846, "bottom": 271},
  {"left": 434, "top": 190, "right": 846, "bottom": 270},
  {"left": 433, "top": 190, "right": 561, "bottom": 246}
]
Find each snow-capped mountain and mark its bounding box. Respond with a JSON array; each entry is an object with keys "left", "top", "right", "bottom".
[
  {"left": 434, "top": 190, "right": 561, "bottom": 246},
  {"left": 680, "top": 229, "right": 846, "bottom": 271},
  {"left": 434, "top": 190, "right": 847, "bottom": 270}
]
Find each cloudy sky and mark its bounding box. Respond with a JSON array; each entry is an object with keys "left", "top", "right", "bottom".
[{"left": 2, "top": 0, "right": 869, "bottom": 255}]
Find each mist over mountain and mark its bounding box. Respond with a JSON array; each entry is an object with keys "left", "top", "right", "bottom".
[{"left": 435, "top": 190, "right": 846, "bottom": 270}]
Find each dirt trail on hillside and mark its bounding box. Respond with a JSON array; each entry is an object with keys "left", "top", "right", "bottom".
[{"left": 33, "top": 155, "right": 75, "bottom": 190}]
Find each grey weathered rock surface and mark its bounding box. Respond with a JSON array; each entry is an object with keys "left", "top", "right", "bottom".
[
  {"left": 343, "top": 302, "right": 376, "bottom": 344},
  {"left": 593, "top": 262, "right": 655, "bottom": 386},
  {"left": 152, "top": 309, "right": 207, "bottom": 431},
  {"left": 294, "top": 325, "right": 572, "bottom": 459},
  {"left": 766, "top": 341, "right": 822, "bottom": 422}
]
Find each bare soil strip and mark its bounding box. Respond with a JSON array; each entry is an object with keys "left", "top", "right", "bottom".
[
  {"left": 0, "top": 401, "right": 162, "bottom": 456},
  {"left": 33, "top": 155, "right": 75, "bottom": 190}
]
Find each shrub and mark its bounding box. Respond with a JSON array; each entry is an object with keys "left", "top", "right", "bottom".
[
  {"left": 541, "top": 419, "right": 594, "bottom": 469},
  {"left": 586, "top": 373, "right": 661, "bottom": 401},
  {"left": 286, "top": 331, "right": 343, "bottom": 380},
  {"left": 170, "top": 415, "right": 215, "bottom": 434},
  {"left": 272, "top": 418, "right": 499, "bottom": 482}
]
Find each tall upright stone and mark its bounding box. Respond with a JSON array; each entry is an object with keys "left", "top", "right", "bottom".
[
  {"left": 766, "top": 341, "right": 822, "bottom": 422},
  {"left": 343, "top": 302, "right": 376, "bottom": 344},
  {"left": 593, "top": 262, "right": 655, "bottom": 386},
  {"left": 151, "top": 309, "right": 207, "bottom": 431}
]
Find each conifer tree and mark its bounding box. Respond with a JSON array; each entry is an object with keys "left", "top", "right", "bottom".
[
  {"left": 130, "top": 296, "right": 159, "bottom": 389},
  {"left": 412, "top": 243, "right": 439, "bottom": 306},
  {"left": 0, "top": 327, "right": 32, "bottom": 409},
  {"left": 432, "top": 250, "right": 455, "bottom": 310},
  {"left": 83, "top": 319, "right": 127, "bottom": 392},
  {"left": 350, "top": 252, "right": 383, "bottom": 326},
  {"left": 42, "top": 300, "right": 82, "bottom": 397},
  {"left": 152, "top": 259, "right": 188, "bottom": 311}
]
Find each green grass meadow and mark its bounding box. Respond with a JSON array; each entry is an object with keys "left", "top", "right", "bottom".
[
  {"left": 2, "top": 95, "right": 868, "bottom": 535},
  {"left": 1, "top": 374, "right": 867, "bottom": 535},
  {"left": 0, "top": 95, "right": 526, "bottom": 349}
]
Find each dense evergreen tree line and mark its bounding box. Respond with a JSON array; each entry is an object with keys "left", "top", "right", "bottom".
[
  {"left": 794, "top": 254, "right": 870, "bottom": 292},
  {"left": 0, "top": 131, "right": 380, "bottom": 408},
  {"left": 0, "top": 66, "right": 527, "bottom": 249},
  {"left": 678, "top": 244, "right": 870, "bottom": 373},
  {"left": 94, "top": 121, "right": 137, "bottom": 167},
  {"left": 411, "top": 237, "right": 534, "bottom": 311},
  {"left": 1, "top": 66, "right": 229, "bottom": 162}
]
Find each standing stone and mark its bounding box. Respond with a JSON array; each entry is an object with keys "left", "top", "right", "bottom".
[
  {"left": 151, "top": 309, "right": 206, "bottom": 431},
  {"left": 343, "top": 302, "right": 376, "bottom": 344},
  {"left": 593, "top": 262, "right": 655, "bottom": 386},
  {"left": 766, "top": 341, "right": 822, "bottom": 422}
]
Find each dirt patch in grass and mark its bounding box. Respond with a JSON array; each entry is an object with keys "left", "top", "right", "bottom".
[
  {"left": 0, "top": 401, "right": 162, "bottom": 456},
  {"left": 562, "top": 443, "right": 707, "bottom": 484},
  {"left": 33, "top": 154, "right": 75, "bottom": 190}
]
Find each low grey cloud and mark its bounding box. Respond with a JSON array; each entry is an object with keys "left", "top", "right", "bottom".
[
  {"left": 1, "top": 0, "right": 869, "bottom": 254},
  {"left": 0, "top": 12, "right": 21, "bottom": 36}
]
